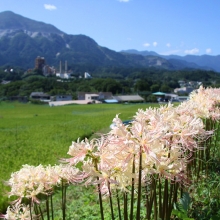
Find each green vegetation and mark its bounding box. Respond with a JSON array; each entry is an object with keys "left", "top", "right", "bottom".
[
  {"left": 1, "top": 99, "right": 220, "bottom": 219},
  {"left": 1, "top": 68, "right": 220, "bottom": 101},
  {"left": 0, "top": 101, "right": 158, "bottom": 212}
]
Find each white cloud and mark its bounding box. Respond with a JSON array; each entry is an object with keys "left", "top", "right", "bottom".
[
  {"left": 153, "top": 42, "right": 158, "bottom": 47},
  {"left": 184, "top": 48, "right": 199, "bottom": 55},
  {"left": 143, "top": 43, "right": 150, "bottom": 47},
  {"left": 44, "top": 4, "right": 57, "bottom": 10},
  {"left": 206, "top": 48, "right": 212, "bottom": 54},
  {"left": 166, "top": 43, "right": 171, "bottom": 47},
  {"left": 118, "top": 0, "right": 130, "bottom": 2}
]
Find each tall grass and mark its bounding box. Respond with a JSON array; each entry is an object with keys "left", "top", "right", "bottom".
[{"left": 0, "top": 101, "right": 157, "bottom": 212}]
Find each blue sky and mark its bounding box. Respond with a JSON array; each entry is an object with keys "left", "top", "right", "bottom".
[{"left": 0, "top": 0, "right": 219, "bottom": 56}]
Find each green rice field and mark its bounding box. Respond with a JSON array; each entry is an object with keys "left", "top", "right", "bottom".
[{"left": 0, "top": 101, "right": 158, "bottom": 212}]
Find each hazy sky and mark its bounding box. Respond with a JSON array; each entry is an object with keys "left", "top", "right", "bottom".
[{"left": 0, "top": 0, "right": 219, "bottom": 56}]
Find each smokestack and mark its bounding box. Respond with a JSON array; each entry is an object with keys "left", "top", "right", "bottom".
[
  {"left": 65, "top": 60, "right": 67, "bottom": 73},
  {"left": 60, "top": 61, "right": 62, "bottom": 73}
]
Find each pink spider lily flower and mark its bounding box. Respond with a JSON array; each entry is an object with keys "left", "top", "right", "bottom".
[
  {"left": 6, "top": 165, "right": 47, "bottom": 204},
  {"left": 92, "top": 170, "right": 118, "bottom": 195},
  {"left": 61, "top": 138, "right": 100, "bottom": 166},
  {"left": 0, "top": 203, "right": 38, "bottom": 220},
  {"left": 109, "top": 115, "right": 132, "bottom": 140},
  {"left": 44, "top": 164, "right": 84, "bottom": 188},
  {"left": 110, "top": 163, "right": 138, "bottom": 193},
  {"left": 182, "top": 86, "right": 220, "bottom": 121}
]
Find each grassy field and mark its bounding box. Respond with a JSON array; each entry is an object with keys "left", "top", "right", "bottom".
[{"left": 0, "top": 101, "right": 158, "bottom": 212}]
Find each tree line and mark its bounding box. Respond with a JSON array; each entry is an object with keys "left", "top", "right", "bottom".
[{"left": 1, "top": 67, "right": 220, "bottom": 102}]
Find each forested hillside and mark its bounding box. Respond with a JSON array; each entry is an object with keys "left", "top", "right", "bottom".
[{"left": 1, "top": 67, "right": 220, "bottom": 102}]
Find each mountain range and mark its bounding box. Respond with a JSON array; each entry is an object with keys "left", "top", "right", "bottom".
[
  {"left": 0, "top": 11, "right": 220, "bottom": 72},
  {"left": 121, "top": 49, "right": 220, "bottom": 73}
]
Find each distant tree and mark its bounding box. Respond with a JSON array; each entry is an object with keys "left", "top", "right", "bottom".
[
  {"left": 146, "top": 94, "right": 158, "bottom": 102},
  {"left": 160, "top": 84, "right": 171, "bottom": 93},
  {"left": 90, "top": 78, "right": 105, "bottom": 91},
  {"left": 134, "top": 79, "right": 150, "bottom": 92},
  {"left": 167, "top": 80, "right": 179, "bottom": 89},
  {"left": 102, "top": 78, "right": 122, "bottom": 94},
  {"left": 1, "top": 81, "right": 24, "bottom": 97},
  {"left": 49, "top": 89, "right": 67, "bottom": 95},
  {"left": 33, "top": 68, "right": 43, "bottom": 75},
  {"left": 150, "top": 84, "right": 160, "bottom": 93}
]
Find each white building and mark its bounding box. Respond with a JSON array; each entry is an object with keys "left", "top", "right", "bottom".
[
  {"left": 56, "top": 73, "right": 71, "bottom": 79},
  {"left": 174, "top": 87, "right": 194, "bottom": 95},
  {"left": 56, "top": 61, "right": 72, "bottom": 79},
  {"left": 84, "top": 72, "right": 92, "bottom": 79},
  {"left": 85, "top": 94, "right": 99, "bottom": 101},
  {"left": 113, "top": 95, "right": 144, "bottom": 103}
]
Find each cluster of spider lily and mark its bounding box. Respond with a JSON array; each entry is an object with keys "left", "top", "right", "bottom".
[{"left": 1, "top": 86, "right": 220, "bottom": 220}]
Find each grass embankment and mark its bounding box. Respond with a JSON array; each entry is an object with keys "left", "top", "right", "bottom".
[{"left": 0, "top": 101, "right": 157, "bottom": 213}]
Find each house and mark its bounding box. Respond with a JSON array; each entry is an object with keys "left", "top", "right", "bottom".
[
  {"left": 85, "top": 94, "right": 99, "bottom": 101},
  {"left": 178, "top": 96, "right": 189, "bottom": 102},
  {"left": 77, "top": 92, "right": 113, "bottom": 101},
  {"left": 113, "top": 95, "right": 144, "bottom": 103},
  {"left": 164, "top": 93, "right": 178, "bottom": 102},
  {"left": 174, "top": 87, "right": 194, "bottom": 95},
  {"left": 98, "top": 92, "right": 113, "bottom": 101},
  {"left": 30, "top": 92, "right": 51, "bottom": 102},
  {"left": 52, "top": 95, "right": 72, "bottom": 101},
  {"left": 153, "top": 92, "right": 188, "bottom": 103}
]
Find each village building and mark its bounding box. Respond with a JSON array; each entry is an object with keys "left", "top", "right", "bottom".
[
  {"left": 113, "top": 95, "right": 144, "bottom": 103},
  {"left": 30, "top": 92, "right": 51, "bottom": 102}
]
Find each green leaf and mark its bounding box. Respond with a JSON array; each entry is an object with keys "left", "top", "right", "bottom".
[
  {"left": 180, "top": 192, "right": 191, "bottom": 212},
  {"left": 172, "top": 192, "right": 192, "bottom": 219}
]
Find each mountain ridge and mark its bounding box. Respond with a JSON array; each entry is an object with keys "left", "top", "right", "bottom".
[
  {"left": 121, "top": 49, "right": 220, "bottom": 72},
  {"left": 0, "top": 11, "right": 219, "bottom": 72},
  {"left": 0, "top": 11, "right": 64, "bottom": 36}
]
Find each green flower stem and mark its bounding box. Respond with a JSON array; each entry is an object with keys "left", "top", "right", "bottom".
[
  {"left": 123, "top": 192, "right": 128, "bottom": 220},
  {"left": 197, "top": 150, "right": 202, "bottom": 180},
  {"left": 97, "top": 179, "right": 104, "bottom": 220},
  {"left": 116, "top": 189, "right": 122, "bottom": 220},
  {"left": 136, "top": 146, "right": 142, "bottom": 220},
  {"left": 172, "top": 182, "right": 179, "bottom": 207},
  {"left": 33, "top": 202, "right": 38, "bottom": 216},
  {"left": 130, "top": 155, "right": 135, "bottom": 220},
  {"left": 107, "top": 181, "right": 115, "bottom": 220},
  {"left": 162, "top": 179, "right": 168, "bottom": 220},
  {"left": 205, "top": 119, "right": 211, "bottom": 163},
  {"left": 46, "top": 196, "right": 50, "bottom": 220},
  {"left": 167, "top": 181, "right": 174, "bottom": 218},
  {"left": 94, "top": 160, "right": 104, "bottom": 220},
  {"left": 29, "top": 200, "right": 33, "bottom": 220},
  {"left": 153, "top": 177, "right": 158, "bottom": 220},
  {"left": 213, "top": 121, "right": 220, "bottom": 158},
  {"left": 50, "top": 195, "right": 54, "bottom": 220},
  {"left": 38, "top": 205, "right": 44, "bottom": 220},
  {"left": 145, "top": 184, "right": 150, "bottom": 220},
  {"left": 158, "top": 178, "right": 162, "bottom": 218},
  {"left": 61, "top": 181, "right": 67, "bottom": 220},
  {"left": 147, "top": 176, "right": 156, "bottom": 220}
]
